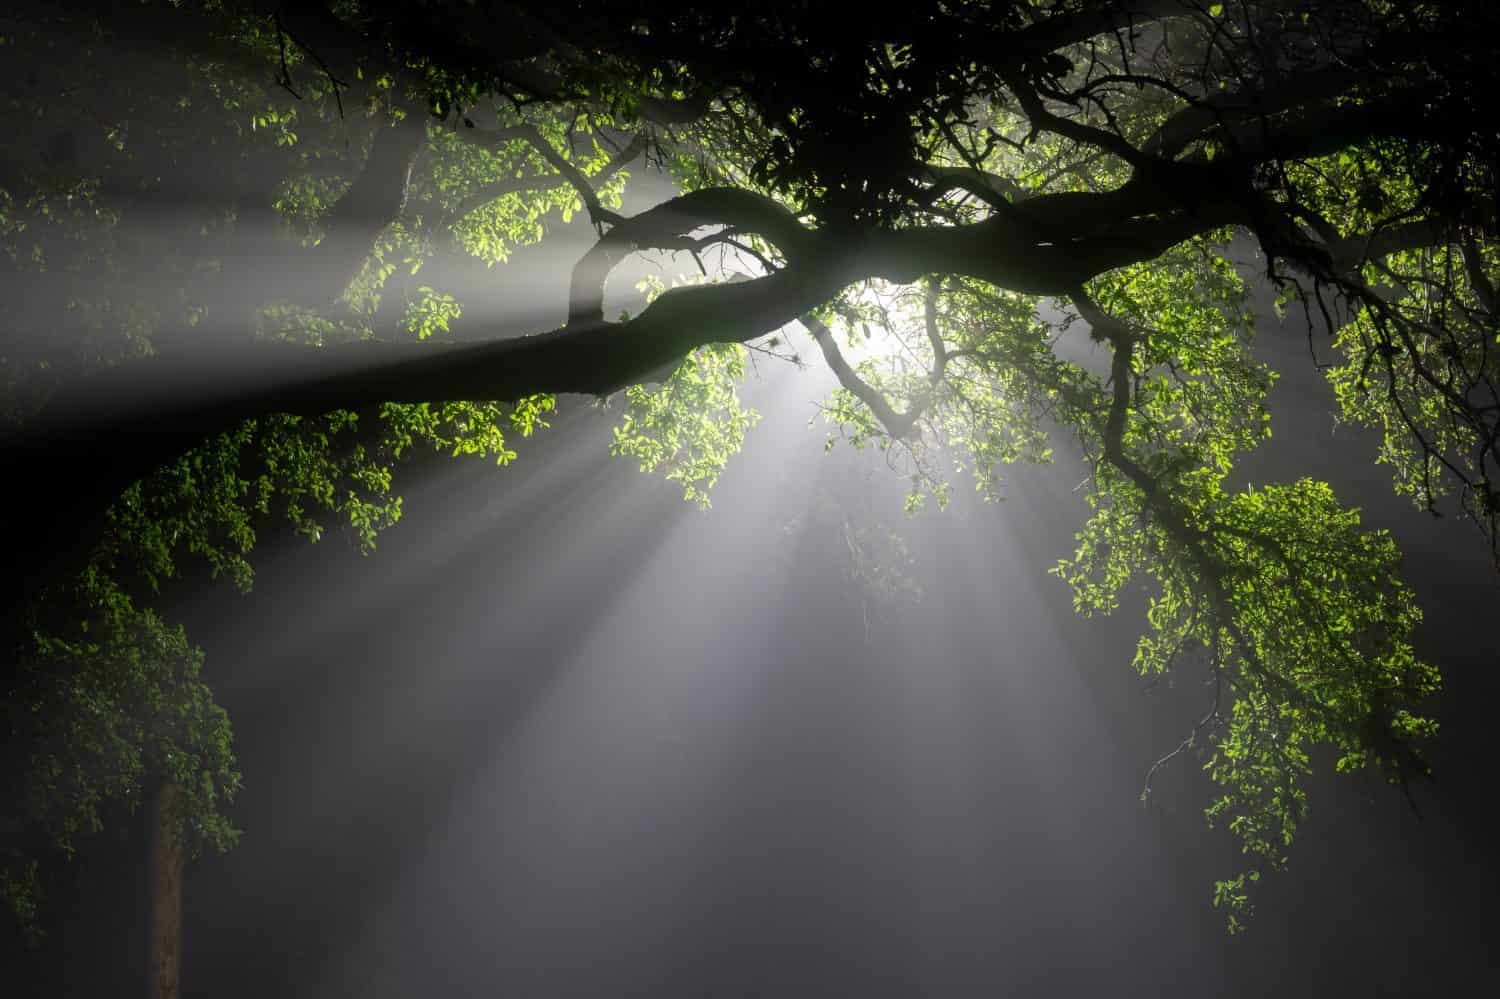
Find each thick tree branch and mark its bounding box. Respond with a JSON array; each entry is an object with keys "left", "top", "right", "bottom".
[
  {"left": 16, "top": 171, "right": 1249, "bottom": 522},
  {"left": 0, "top": 261, "right": 854, "bottom": 617},
  {"left": 1325, "top": 221, "right": 1451, "bottom": 274},
  {"left": 567, "top": 187, "right": 813, "bottom": 326},
  {"left": 0, "top": 158, "right": 1299, "bottom": 620},
  {"left": 1212, "top": 91, "right": 1433, "bottom": 167},
  {"left": 1011, "top": 0, "right": 1190, "bottom": 59},
  {"left": 1143, "top": 64, "right": 1362, "bottom": 160},
  {"left": 1462, "top": 236, "right": 1498, "bottom": 315},
  {"left": 924, "top": 166, "right": 1028, "bottom": 211}
]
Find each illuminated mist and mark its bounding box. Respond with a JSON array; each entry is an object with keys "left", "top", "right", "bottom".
[{"left": 3, "top": 13, "right": 1498, "bottom": 999}]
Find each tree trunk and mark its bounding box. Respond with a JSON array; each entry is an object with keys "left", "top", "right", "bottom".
[{"left": 147, "top": 780, "right": 186, "bottom": 999}]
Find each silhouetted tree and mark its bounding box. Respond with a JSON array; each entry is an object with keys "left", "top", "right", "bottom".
[{"left": 4, "top": 2, "right": 1496, "bottom": 984}]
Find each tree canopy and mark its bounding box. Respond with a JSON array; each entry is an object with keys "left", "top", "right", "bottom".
[{"left": 2, "top": 0, "right": 1496, "bottom": 941}]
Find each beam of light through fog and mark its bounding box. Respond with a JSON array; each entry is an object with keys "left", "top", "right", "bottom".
[
  {"left": 9, "top": 27, "right": 1500, "bottom": 995},
  {"left": 181, "top": 350, "right": 1252, "bottom": 995},
  {"left": 172, "top": 209, "right": 1496, "bottom": 997},
  {"left": 302, "top": 366, "right": 838, "bottom": 996}
]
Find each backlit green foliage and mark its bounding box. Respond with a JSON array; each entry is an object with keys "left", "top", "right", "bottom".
[
  {"left": 1327, "top": 242, "right": 1500, "bottom": 542},
  {"left": 402, "top": 286, "right": 462, "bottom": 341},
  {"left": 611, "top": 343, "right": 759, "bottom": 509},
  {"left": 1060, "top": 472, "right": 1436, "bottom": 930},
  {"left": 3, "top": 575, "right": 239, "bottom": 937},
  {"left": 811, "top": 233, "right": 1438, "bottom": 930},
  {"left": 5, "top": 389, "right": 552, "bottom": 940},
  {"left": 424, "top": 116, "right": 628, "bottom": 267},
  {"left": 1048, "top": 242, "right": 1437, "bottom": 931}
]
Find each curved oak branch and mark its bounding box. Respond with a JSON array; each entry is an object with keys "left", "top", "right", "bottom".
[{"left": 566, "top": 187, "right": 814, "bottom": 326}]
